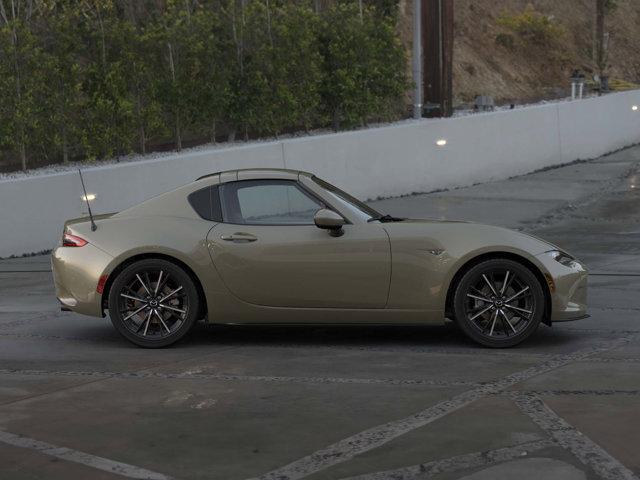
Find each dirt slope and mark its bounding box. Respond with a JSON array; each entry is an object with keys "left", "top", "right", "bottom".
[{"left": 400, "top": 0, "right": 640, "bottom": 107}]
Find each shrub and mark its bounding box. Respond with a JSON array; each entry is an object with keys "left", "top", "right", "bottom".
[
  {"left": 605, "top": 0, "right": 619, "bottom": 14},
  {"left": 495, "top": 32, "right": 515, "bottom": 50},
  {"left": 497, "top": 6, "right": 564, "bottom": 47}
]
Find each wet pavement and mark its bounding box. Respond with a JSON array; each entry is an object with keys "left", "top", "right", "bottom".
[{"left": 1, "top": 146, "right": 639, "bottom": 480}]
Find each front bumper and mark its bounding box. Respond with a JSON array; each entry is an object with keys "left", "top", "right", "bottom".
[
  {"left": 535, "top": 252, "right": 588, "bottom": 322},
  {"left": 51, "top": 243, "right": 113, "bottom": 317}
]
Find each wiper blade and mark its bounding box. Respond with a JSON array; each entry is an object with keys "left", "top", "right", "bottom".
[{"left": 368, "top": 214, "right": 405, "bottom": 223}]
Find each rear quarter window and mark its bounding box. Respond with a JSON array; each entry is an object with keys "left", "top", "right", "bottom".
[{"left": 188, "top": 185, "right": 223, "bottom": 222}]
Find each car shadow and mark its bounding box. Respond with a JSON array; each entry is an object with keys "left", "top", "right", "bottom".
[
  {"left": 176, "top": 321, "right": 580, "bottom": 352},
  {"left": 186, "top": 322, "right": 470, "bottom": 347},
  {"left": 63, "top": 315, "right": 582, "bottom": 353}
]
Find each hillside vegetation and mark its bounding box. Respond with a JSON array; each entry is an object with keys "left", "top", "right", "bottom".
[
  {"left": 3, "top": 0, "right": 640, "bottom": 173},
  {"left": 450, "top": 0, "right": 640, "bottom": 105}
]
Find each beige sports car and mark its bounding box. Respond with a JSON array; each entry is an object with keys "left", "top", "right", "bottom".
[{"left": 52, "top": 168, "right": 588, "bottom": 348}]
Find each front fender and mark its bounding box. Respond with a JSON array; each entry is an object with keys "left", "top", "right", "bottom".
[{"left": 384, "top": 221, "right": 555, "bottom": 311}]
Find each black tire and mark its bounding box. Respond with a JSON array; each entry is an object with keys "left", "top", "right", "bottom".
[
  {"left": 108, "top": 259, "right": 199, "bottom": 348},
  {"left": 453, "top": 258, "right": 544, "bottom": 348}
]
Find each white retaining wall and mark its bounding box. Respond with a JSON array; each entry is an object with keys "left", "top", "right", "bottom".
[{"left": 1, "top": 90, "right": 639, "bottom": 258}]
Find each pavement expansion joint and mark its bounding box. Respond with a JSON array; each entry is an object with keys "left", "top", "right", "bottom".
[
  {"left": 248, "top": 334, "right": 637, "bottom": 480},
  {"left": 337, "top": 439, "right": 556, "bottom": 480},
  {"left": 0, "top": 368, "right": 481, "bottom": 388},
  {"left": 513, "top": 393, "right": 639, "bottom": 480},
  {"left": 580, "top": 357, "right": 640, "bottom": 363},
  {"left": 505, "top": 389, "right": 640, "bottom": 397},
  {"left": 0, "top": 429, "right": 175, "bottom": 480}
]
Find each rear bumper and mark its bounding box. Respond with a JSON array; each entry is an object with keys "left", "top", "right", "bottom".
[{"left": 51, "top": 243, "right": 113, "bottom": 317}]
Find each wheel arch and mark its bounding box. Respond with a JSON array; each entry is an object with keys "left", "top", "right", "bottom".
[
  {"left": 444, "top": 251, "right": 552, "bottom": 325},
  {"left": 101, "top": 252, "right": 208, "bottom": 320}
]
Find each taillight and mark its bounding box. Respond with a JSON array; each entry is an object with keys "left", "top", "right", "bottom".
[{"left": 62, "top": 233, "right": 88, "bottom": 247}]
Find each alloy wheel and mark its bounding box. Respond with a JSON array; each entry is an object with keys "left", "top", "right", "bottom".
[
  {"left": 462, "top": 268, "right": 537, "bottom": 340},
  {"left": 116, "top": 269, "right": 189, "bottom": 340}
]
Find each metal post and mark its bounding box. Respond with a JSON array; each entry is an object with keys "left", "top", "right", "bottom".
[
  {"left": 571, "top": 82, "right": 576, "bottom": 100},
  {"left": 412, "top": 0, "right": 423, "bottom": 119}
]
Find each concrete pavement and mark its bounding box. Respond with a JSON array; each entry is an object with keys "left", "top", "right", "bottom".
[{"left": 1, "top": 146, "right": 640, "bottom": 479}]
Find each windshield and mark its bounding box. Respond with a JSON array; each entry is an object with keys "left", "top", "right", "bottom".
[{"left": 311, "top": 176, "right": 381, "bottom": 222}]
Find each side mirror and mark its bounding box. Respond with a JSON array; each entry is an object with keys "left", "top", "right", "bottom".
[{"left": 314, "top": 209, "right": 345, "bottom": 236}]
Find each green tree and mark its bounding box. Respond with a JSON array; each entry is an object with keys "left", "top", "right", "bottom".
[
  {"left": 40, "top": 0, "right": 85, "bottom": 163},
  {"left": 149, "top": 0, "right": 209, "bottom": 151},
  {"left": 77, "top": 0, "right": 137, "bottom": 159},
  {"left": 189, "top": 2, "right": 231, "bottom": 144},
  {"left": 319, "top": 2, "right": 406, "bottom": 129},
  {"left": 222, "top": 0, "right": 323, "bottom": 139},
  {"left": 0, "top": 0, "right": 410, "bottom": 170},
  {"left": 264, "top": 2, "right": 323, "bottom": 134},
  {"left": 120, "top": 19, "right": 164, "bottom": 154},
  {"left": 200, "top": 0, "right": 335, "bottom": 141},
  {"left": 222, "top": 0, "right": 269, "bottom": 140},
  {"left": 0, "top": 0, "right": 50, "bottom": 170}
]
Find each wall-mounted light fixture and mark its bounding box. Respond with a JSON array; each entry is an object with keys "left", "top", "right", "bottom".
[
  {"left": 436, "top": 139, "right": 447, "bottom": 147},
  {"left": 632, "top": 105, "right": 638, "bottom": 111},
  {"left": 81, "top": 194, "right": 96, "bottom": 202}
]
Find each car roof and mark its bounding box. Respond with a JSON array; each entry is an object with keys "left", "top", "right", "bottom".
[{"left": 196, "top": 168, "right": 312, "bottom": 183}]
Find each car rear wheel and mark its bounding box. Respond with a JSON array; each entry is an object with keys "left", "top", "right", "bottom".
[
  {"left": 453, "top": 259, "right": 544, "bottom": 348},
  {"left": 107, "top": 259, "right": 199, "bottom": 348}
]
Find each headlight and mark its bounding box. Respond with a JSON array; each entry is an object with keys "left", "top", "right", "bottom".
[{"left": 545, "top": 250, "right": 576, "bottom": 267}]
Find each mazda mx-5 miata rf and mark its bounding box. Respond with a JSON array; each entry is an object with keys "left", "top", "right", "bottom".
[{"left": 52, "top": 168, "right": 588, "bottom": 348}]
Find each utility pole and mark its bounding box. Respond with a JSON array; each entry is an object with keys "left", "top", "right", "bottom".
[
  {"left": 422, "top": 0, "right": 454, "bottom": 117},
  {"left": 595, "top": 0, "right": 605, "bottom": 73},
  {"left": 412, "top": 0, "right": 422, "bottom": 119}
]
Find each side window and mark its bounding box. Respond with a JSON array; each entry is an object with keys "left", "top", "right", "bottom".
[
  {"left": 188, "top": 185, "right": 222, "bottom": 222},
  {"left": 220, "top": 180, "right": 324, "bottom": 225}
]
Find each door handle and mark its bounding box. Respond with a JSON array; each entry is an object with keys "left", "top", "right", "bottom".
[{"left": 220, "top": 232, "right": 258, "bottom": 243}]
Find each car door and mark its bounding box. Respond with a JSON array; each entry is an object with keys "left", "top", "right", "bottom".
[{"left": 206, "top": 179, "right": 391, "bottom": 309}]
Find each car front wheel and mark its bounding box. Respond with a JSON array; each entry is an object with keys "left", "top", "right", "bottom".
[
  {"left": 107, "top": 259, "right": 200, "bottom": 348},
  {"left": 453, "top": 258, "right": 545, "bottom": 348}
]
